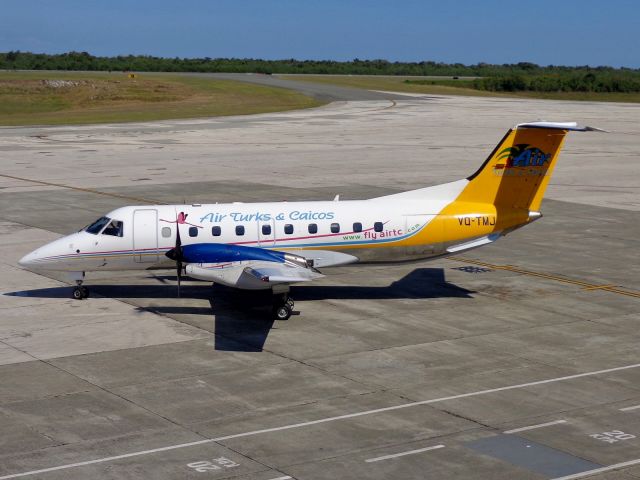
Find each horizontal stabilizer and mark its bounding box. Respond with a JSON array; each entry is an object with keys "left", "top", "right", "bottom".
[
  {"left": 447, "top": 233, "right": 501, "bottom": 254},
  {"left": 515, "top": 121, "right": 606, "bottom": 132}
]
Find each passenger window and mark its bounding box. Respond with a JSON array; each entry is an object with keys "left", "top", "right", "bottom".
[
  {"left": 189, "top": 226, "right": 199, "bottom": 237},
  {"left": 330, "top": 223, "right": 340, "bottom": 233},
  {"left": 308, "top": 223, "right": 318, "bottom": 234},
  {"left": 353, "top": 222, "right": 363, "bottom": 233},
  {"left": 211, "top": 226, "right": 221, "bottom": 237},
  {"left": 236, "top": 225, "right": 245, "bottom": 236},
  {"left": 374, "top": 222, "right": 384, "bottom": 232},
  {"left": 161, "top": 226, "right": 172, "bottom": 238},
  {"left": 284, "top": 224, "right": 294, "bottom": 235},
  {"left": 102, "top": 220, "right": 124, "bottom": 237},
  {"left": 262, "top": 224, "right": 271, "bottom": 235}
]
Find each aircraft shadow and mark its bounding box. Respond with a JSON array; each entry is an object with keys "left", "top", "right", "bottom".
[
  {"left": 294, "top": 268, "right": 474, "bottom": 300},
  {"left": 211, "top": 293, "right": 278, "bottom": 353},
  {"left": 138, "top": 298, "right": 277, "bottom": 353},
  {"left": 3, "top": 283, "right": 211, "bottom": 300},
  {"left": 5, "top": 268, "right": 472, "bottom": 352}
]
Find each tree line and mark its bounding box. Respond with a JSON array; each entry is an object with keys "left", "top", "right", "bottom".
[
  {"left": 2, "top": 51, "right": 639, "bottom": 93},
  {"left": 408, "top": 72, "right": 640, "bottom": 93},
  {"left": 472, "top": 73, "right": 640, "bottom": 93}
]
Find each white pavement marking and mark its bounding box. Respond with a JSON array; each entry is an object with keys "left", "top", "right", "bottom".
[
  {"left": 365, "top": 444, "right": 445, "bottom": 463},
  {"left": 504, "top": 419, "right": 568, "bottom": 434},
  {"left": 0, "top": 439, "right": 216, "bottom": 480},
  {"left": 2, "top": 362, "right": 640, "bottom": 480},
  {"left": 370, "top": 90, "right": 430, "bottom": 98},
  {"left": 267, "top": 477, "right": 292, "bottom": 480},
  {"left": 551, "top": 457, "right": 640, "bottom": 480},
  {"left": 619, "top": 404, "right": 640, "bottom": 412}
]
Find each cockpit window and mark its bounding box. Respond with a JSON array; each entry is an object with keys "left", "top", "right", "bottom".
[
  {"left": 85, "top": 216, "right": 111, "bottom": 235},
  {"left": 102, "top": 220, "right": 124, "bottom": 237}
]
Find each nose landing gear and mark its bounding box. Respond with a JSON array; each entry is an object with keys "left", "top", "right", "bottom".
[
  {"left": 69, "top": 272, "right": 89, "bottom": 300},
  {"left": 72, "top": 285, "right": 89, "bottom": 300}
]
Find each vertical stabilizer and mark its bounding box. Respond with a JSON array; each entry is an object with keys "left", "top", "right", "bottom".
[{"left": 461, "top": 122, "right": 596, "bottom": 211}]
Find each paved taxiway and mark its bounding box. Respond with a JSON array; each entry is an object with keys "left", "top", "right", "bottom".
[{"left": 0, "top": 83, "right": 639, "bottom": 479}]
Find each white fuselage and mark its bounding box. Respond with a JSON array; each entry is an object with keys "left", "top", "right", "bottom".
[{"left": 19, "top": 180, "right": 472, "bottom": 273}]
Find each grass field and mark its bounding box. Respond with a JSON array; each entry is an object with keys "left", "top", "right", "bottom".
[
  {"left": 0, "top": 72, "right": 323, "bottom": 126},
  {"left": 285, "top": 75, "right": 640, "bottom": 102}
]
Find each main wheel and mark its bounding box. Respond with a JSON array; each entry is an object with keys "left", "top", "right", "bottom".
[
  {"left": 72, "top": 287, "right": 84, "bottom": 300},
  {"left": 80, "top": 286, "right": 89, "bottom": 298},
  {"left": 273, "top": 304, "right": 292, "bottom": 321}
]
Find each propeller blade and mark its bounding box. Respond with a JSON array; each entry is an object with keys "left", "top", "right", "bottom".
[
  {"left": 163, "top": 212, "right": 185, "bottom": 297},
  {"left": 175, "top": 218, "right": 182, "bottom": 297},
  {"left": 176, "top": 258, "right": 182, "bottom": 297},
  {"left": 176, "top": 218, "right": 182, "bottom": 249}
]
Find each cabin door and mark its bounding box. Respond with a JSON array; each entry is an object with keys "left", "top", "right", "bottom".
[{"left": 133, "top": 209, "right": 159, "bottom": 263}]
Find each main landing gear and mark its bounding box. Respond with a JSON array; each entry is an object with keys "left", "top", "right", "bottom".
[
  {"left": 271, "top": 289, "right": 295, "bottom": 321},
  {"left": 70, "top": 272, "right": 89, "bottom": 300}
]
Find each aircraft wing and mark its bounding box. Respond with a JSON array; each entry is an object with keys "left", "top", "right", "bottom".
[
  {"left": 169, "top": 243, "right": 353, "bottom": 289},
  {"left": 185, "top": 259, "right": 324, "bottom": 289},
  {"left": 278, "top": 249, "right": 358, "bottom": 268},
  {"left": 243, "top": 262, "right": 324, "bottom": 284}
]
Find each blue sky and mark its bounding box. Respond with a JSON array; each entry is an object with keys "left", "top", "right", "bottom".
[{"left": 1, "top": 0, "right": 638, "bottom": 67}]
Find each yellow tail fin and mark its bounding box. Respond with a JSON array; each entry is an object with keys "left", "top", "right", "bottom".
[
  {"left": 461, "top": 122, "right": 597, "bottom": 212},
  {"left": 405, "top": 122, "right": 601, "bottom": 248}
]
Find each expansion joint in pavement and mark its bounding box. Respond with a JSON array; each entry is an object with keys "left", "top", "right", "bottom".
[{"left": 0, "top": 173, "right": 165, "bottom": 205}]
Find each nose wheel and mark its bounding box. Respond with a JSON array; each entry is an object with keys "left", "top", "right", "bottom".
[
  {"left": 68, "top": 272, "right": 89, "bottom": 300},
  {"left": 72, "top": 281, "right": 89, "bottom": 300}
]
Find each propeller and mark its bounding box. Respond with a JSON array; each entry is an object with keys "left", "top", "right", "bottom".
[{"left": 164, "top": 212, "right": 185, "bottom": 297}]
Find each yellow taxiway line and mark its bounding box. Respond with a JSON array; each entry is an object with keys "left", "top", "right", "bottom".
[{"left": 450, "top": 256, "right": 640, "bottom": 299}]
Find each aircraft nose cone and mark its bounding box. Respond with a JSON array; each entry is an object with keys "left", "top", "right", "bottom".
[{"left": 18, "top": 250, "right": 37, "bottom": 267}]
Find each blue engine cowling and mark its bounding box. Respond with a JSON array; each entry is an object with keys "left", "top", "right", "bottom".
[{"left": 167, "top": 243, "right": 286, "bottom": 264}]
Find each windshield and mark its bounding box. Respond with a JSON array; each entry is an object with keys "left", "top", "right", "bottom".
[
  {"left": 102, "top": 220, "right": 124, "bottom": 237},
  {"left": 85, "top": 216, "right": 111, "bottom": 234}
]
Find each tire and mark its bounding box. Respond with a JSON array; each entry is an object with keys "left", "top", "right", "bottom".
[
  {"left": 81, "top": 287, "right": 89, "bottom": 298},
  {"left": 273, "top": 304, "right": 292, "bottom": 321},
  {"left": 72, "top": 288, "right": 84, "bottom": 300}
]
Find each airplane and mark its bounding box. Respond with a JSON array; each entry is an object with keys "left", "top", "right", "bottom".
[{"left": 19, "top": 121, "right": 601, "bottom": 320}]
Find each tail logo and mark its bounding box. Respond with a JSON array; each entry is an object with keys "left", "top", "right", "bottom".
[{"left": 494, "top": 144, "right": 551, "bottom": 171}]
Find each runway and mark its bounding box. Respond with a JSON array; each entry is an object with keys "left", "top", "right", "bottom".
[{"left": 1, "top": 85, "right": 639, "bottom": 479}]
